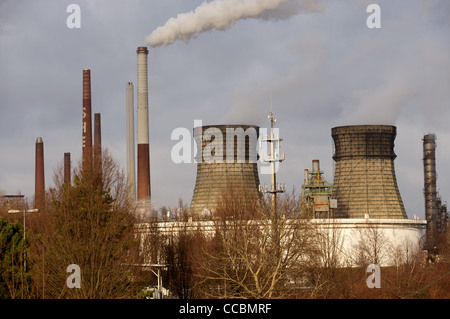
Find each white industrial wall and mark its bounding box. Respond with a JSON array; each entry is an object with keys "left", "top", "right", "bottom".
[
  {"left": 137, "top": 218, "right": 427, "bottom": 268},
  {"left": 312, "top": 218, "right": 427, "bottom": 267}
]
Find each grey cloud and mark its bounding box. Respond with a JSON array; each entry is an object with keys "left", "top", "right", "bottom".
[{"left": 1, "top": 0, "right": 449, "bottom": 220}]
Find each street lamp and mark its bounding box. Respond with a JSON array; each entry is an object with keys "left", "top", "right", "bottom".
[
  {"left": 8, "top": 208, "right": 40, "bottom": 287},
  {"left": 142, "top": 263, "right": 168, "bottom": 299},
  {"left": 8, "top": 207, "right": 39, "bottom": 299}
]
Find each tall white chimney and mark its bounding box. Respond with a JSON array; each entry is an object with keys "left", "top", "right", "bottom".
[
  {"left": 126, "top": 81, "right": 136, "bottom": 202},
  {"left": 136, "top": 46, "right": 151, "bottom": 201}
]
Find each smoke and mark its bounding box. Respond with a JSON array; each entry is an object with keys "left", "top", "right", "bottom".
[{"left": 145, "top": 0, "right": 322, "bottom": 48}]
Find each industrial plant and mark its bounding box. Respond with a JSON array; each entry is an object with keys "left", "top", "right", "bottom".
[
  {"left": 2, "top": 44, "right": 449, "bottom": 300},
  {"left": 7, "top": 45, "right": 449, "bottom": 259}
]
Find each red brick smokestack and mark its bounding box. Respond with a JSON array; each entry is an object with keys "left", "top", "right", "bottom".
[
  {"left": 82, "top": 69, "right": 93, "bottom": 172},
  {"left": 35, "top": 137, "right": 45, "bottom": 209},
  {"left": 64, "top": 152, "right": 71, "bottom": 185},
  {"left": 94, "top": 113, "right": 102, "bottom": 178}
]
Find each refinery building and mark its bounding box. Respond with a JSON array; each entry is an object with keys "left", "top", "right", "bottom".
[{"left": 9, "top": 46, "right": 448, "bottom": 269}]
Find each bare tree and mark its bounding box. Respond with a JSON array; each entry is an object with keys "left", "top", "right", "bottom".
[
  {"left": 196, "top": 188, "right": 316, "bottom": 298},
  {"left": 162, "top": 224, "right": 206, "bottom": 298},
  {"left": 314, "top": 220, "right": 346, "bottom": 269},
  {"left": 352, "top": 221, "right": 390, "bottom": 267},
  {"left": 27, "top": 149, "right": 142, "bottom": 299}
]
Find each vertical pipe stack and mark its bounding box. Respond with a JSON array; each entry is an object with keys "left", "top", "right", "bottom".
[
  {"left": 423, "top": 134, "right": 438, "bottom": 247},
  {"left": 126, "top": 81, "right": 136, "bottom": 202},
  {"left": 94, "top": 112, "right": 102, "bottom": 177},
  {"left": 64, "top": 152, "right": 71, "bottom": 185},
  {"left": 312, "top": 160, "right": 320, "bottom": 174},
  {"left": 331, "top": 125, "right": 407, "bottom": 219},
  {"left": 35, "top": 137, "right": 45, "bottom": 209},
  {"left": 136, "top": 47, "right": 151, "bottom": 201},
  {"left": 82, "top": 69, "right": 93, "bottom": 172}
]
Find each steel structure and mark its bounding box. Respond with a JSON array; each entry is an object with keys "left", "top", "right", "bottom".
[
  {"left": 259, "top": 106, "right": 285, "bottom": 214},
  {"left": 423, "top": 134, "right": 438, "bottom": 241},
  {"left": 301, "top": 160, "right": 333, "bottom": 218},
  {"left": 423, "top": 134, "right": 448, "bottom": 251}
]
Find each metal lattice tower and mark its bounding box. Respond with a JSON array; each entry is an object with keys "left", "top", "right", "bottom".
[
  {"left": 189, "top": 124, "right": 262, "bottom": 216},
  {"left": 331, "top": 125, "right": 407, "bottom": 219}
]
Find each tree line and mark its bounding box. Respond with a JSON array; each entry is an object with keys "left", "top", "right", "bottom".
[{"left": 0, "top": 149, "right": 449, "bottom": 298}]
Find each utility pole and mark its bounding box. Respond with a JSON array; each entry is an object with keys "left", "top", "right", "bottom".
[
  {"left": 8, "top": 207, "right": 40, "bottom": 298},
  {"left": 260, "top": 97, "right": 285, "bottom": 215},
  {"left": 259, "top": 98, "right": 286, "bottom": 261}
]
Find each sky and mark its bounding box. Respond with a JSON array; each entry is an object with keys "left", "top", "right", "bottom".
[{"left": 0, "top": 0, "right": 449, "bottom": 219}]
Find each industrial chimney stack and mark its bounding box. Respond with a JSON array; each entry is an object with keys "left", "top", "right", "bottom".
[
  {"left": 423, "top": 134, "right": 438, "bottom": 249},
  {"left": 126, "top": 81, "right": 136, "bottom": 202},
  {"left": 94, "top": 112, "right": 102, "bottom": 178},
  {"left": 136, "top": 47, "right": 151, "bottom": 201},
  {"left": 35, "top": 137, "right": 45, "bottom": 209},
  {"left": 64, "top": 152, "right": 71, "bottom": 185},
  {"left": 82, "top": 69, "right": 93, "bottom": 172}
]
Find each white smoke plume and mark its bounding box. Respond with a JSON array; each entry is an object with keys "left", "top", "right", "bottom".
[{"left": 145, "top": 0, "right": 322, "bottom": 48}]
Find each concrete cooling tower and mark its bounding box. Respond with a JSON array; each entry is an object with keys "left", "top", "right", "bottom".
[
  {"left": 190, "top": 124, "right": 262, "bottom": 216},
  {"left": 331, "top": 125, "right": 407, "bottom": 219}
]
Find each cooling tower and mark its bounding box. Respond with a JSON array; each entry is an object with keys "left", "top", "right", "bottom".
[
  {"left": 136, "top": 46, "right": 151, "bottom": 201},
  {"left": 34, "top": 137, "right": 45, "bottom": 209},
  {"left": 189, "top": 124, "right": 261, "bottom": 216},
  {"left": 331, "top": 125, "right": 407, "bottom": 219},
  {"left": 82, "top": 69, "right": 93, "bottom": 172}
]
